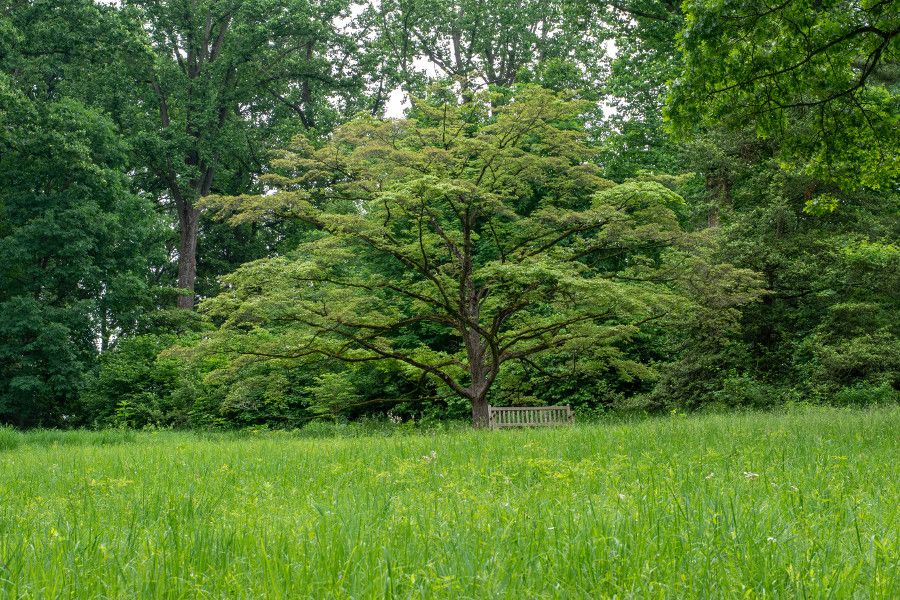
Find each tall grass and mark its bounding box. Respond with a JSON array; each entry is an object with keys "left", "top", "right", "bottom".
[
  {"left": 0, "top": 406, "right": 897, "bottom": 598},
  {"left": 0, "top": 426, "right": 20, "bottom": 452}
]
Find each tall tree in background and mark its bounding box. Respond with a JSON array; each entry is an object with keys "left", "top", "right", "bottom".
[
  {"left": 671, "top": 129, "right": 900, "bottom": 406},
  {"left": 595, "top": 0, "right": 683, "bottom": 179},
  {"left": 584, "top": 0, "right": 900, "bottom": 406},
  {"left": 0, "top": 50, "right": 164, "bottom": 426},
  {"left": 117, "top": 0, "right": 364, "bottom": 309}
]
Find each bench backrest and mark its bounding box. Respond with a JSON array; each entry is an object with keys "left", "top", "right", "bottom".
[{"left": 487, "top": 405, "right": 574, "bottom": 429}]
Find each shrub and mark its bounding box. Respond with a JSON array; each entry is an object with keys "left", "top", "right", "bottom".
[
  {"left": 832, "top": 382, "right": 899, "bottom": 407},
  {"left": 712, "top": 372, "right": 780, "bottom": 409}
]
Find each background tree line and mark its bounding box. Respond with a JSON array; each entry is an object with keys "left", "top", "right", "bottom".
[{"left": 1, "top": 0, "right": 896, "bottom": 427}]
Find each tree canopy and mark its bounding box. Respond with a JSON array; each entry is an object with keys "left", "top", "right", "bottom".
[{"left": 199, "top": 87, "right": 761, "bottom": 425}]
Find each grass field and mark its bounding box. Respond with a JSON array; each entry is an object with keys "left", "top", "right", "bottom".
[{"left": 1, "top": 407, "right": 898, "bottom": 598}]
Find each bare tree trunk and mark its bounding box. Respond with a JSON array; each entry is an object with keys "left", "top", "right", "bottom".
[
  {"left": 99, "top": 297, "right": 109, "bottom": 352},
  {"left": 471, "top": 394, "right": 489, "bottom": 428},
  {"left": 152, "top": 9, "right": 231, "bottom": 311},
  {"left": 177, "top": 204, "right": 201, "bottom": 309},
  {"left": 466, "top": 348, "right": 491, "bottom": 428},
  {"left": 466, "top": 331, "right": 491, "bottom": 428}
]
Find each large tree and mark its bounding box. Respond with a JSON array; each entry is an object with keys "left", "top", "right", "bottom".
[
  {"left": 115, "top": 0, "right": 365, "bottom": 309},
  {"left": 200, "top": 86, "right": 755, "bottom": 425},
  {"left": 0, "top": 3, "right": 166, "bottom": 426},
  {"left": 0, "top": 80, "right": 164, "bottom": 427}
]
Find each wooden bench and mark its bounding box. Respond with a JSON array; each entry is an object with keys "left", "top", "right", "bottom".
[{"left": 487, "top": 405, "right": 574, "bottom": 429}]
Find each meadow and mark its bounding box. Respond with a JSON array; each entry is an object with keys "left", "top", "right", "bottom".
[{"left": 1, "top": 407, "right": 898, "bottom": 598}]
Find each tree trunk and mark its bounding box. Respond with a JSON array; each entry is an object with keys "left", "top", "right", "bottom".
[
  {"left": 464, "top": 331, "right": 491, "bottom": 427},
  {"left": 177, "top": 204, "right": 201, "bottom": 309},
  {"left": 706, "top": 173, "right": 731, "bottom": 228},
  {"left": 99, "top": 297, "right": 109, "bottom": 352},
  {"left": 707, "top": 205, "right": 720, "bottom": 228},
  {"left": 471, "top": 394, "right": 490, "bottom": 428},
  {"left": 706, "top": 176, "right": 721, "bottom": 228}
]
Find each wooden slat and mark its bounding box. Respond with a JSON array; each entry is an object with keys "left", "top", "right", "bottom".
[{"left": 487, "top": 405, "right": 574, "bottom": 429}]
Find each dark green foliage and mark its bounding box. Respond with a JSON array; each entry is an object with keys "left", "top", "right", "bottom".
[
  {"left": 82, "top": 333, "right": 196, "bottom": 429},
  {"left": 0, "top": 78, "right": 164, "bottom": 427},
  {"left": 595, "top": 1, "right": 684, "bottom": 180},
  {"left": 361, "top": 0, "right": 608, "bottom": 103},
  {"left": 80, "top": 310, "right": 214, "bottom": 428},
  {"left": 82, "top": 309, "right": 436, "bottom": 428},
  {"left": 111, "top": 0, "right": 369, "bottom": 308},
  {"left": 648, "top": 128, "right": 900, "bottom": 410},
  {"left": 832, "top": 382, "right": 899, "bottom": 407}
]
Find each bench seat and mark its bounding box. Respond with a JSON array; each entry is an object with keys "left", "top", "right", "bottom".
[{"left": 487, "top": 405, "right": 574, "bottom": 428}]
